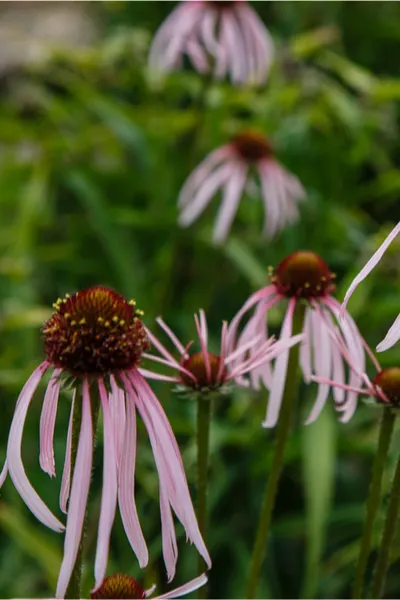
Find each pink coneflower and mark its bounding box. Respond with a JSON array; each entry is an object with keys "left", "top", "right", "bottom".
[
  {"left": 178, "top": 131, "right": 306, "bottom": 244},
  {"left": 90, "top": 572, "right": 207, "bottom": 600},
  {"left": 0, "top": 286, "right": 210, "bottom": 598},
  {"left": 227, "top": 251, "right": 370, "bottom": 426},
  {"left": 148, "top": 1, "right": 274, "bottom": 86},
  {"left": 342, "top": 221, "right": 400, "bottom": 352},
  {"left": 140, "top": 309, "right": 302, "bottom": 394}
]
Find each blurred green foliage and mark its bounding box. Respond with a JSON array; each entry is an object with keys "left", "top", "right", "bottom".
[{"left": 1, "top": 2, "right": 400, "bottom": 598}]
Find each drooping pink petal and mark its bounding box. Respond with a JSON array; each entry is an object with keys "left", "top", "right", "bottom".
[
  {"left": 179, "top": 162, "right": 238, "bottom": 227},
  {"left": 221, "top": 11, "right": 247, "bottom": 84},
  {"left": 93, "top": 379, "right": 118, "bottom": 591},
  {"left": 7, "top": 362, "right": 64, "bottom": 532},
  {"left": 305, "top": 306, "right": 332, "bottom": 424},
  {"left": 109, "top": 376, "right": 126, "bottom": 469},
  {"left": 237, "top": 2, "right": 274, "bottom": 84},
  {"left": 56, "top": 378, "right": 93, "bottom": 599},
  {"left": 0, "top": 461, "right": 8, "bottom": 488},
  {"left": 124, "top": 370, "right": 211, "bottom": 574},
  {"left": 149, "top": 3, "right": 204, "bottom": 72},
  {"left": 116, "top": 382, "right": 148, "bottom": 569},
  {"left": 159, "top": 480, "right": 179, "bottom": 582},
  {"left": 212, "top": 163, "right": 248, "bottom": 243},
  {"left": 138, "top": 368, "right": 181, "bottom": 384},
  {"left": 262, "top": 298, "right": 296, "bottom": 428},
  {"left": 39, "top": 369, "right": 62, "bottom": 477},
  {"left": 178, "top": 146, "right": 233, "bottom": 209},
  {"left": 341, "top": 221, "right": 400, "bottom": 314},
  {"left": 377, "top": 313, "right": 400, "bottom": 352},
  {"left": 299, "top": 308, "right": 312, "bottom": 383},
  {"left": 154, "top": 573, "right": 208, "bottom": 599},
  {"left": 59, "top": 394, "right": 74, "bottom": 514}
]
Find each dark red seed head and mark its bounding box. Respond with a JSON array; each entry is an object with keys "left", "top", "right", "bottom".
[
  {"left": 90, "top": 574, "right": 146, "bottom": 600},
  {"left": 270, "top": 251, "right": 336, "bottom": 299},
  {"left": 373, "top": 368, "right": 400, "bottom": 406},
  {"left": 232, "top": 131, "right": 273, "bottom": 163},
  {"left": 181, "top": 351, "right": 227, "bottom": 389},
  {"left": 43, "top": 286, "right": 150, "bottom": 376}
]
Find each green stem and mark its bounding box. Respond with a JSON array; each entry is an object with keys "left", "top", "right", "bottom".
[
  {"left": 196, "top": 395, "right": 213, "bottom": 599},
  {"left": 65, "top": 382, "right": 101, "bottom": 599},
  {"left": 352, "top": 409, "right": 396, "bottom": 600},
  {"left": 371, "top": 449, "right": 400, "bottom": 599},
  {"left": 246, "top": 302, "right": 305, "bottom": 599}
]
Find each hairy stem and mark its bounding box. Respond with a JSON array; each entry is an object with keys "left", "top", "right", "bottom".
[
  {"left": 371, "top": 449, "right": 400, "bottom": 598},
  {"left": 352, "top": 408, "right": 396, "bottom": 599}
]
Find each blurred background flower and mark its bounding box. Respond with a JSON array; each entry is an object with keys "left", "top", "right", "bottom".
[{"left": 1, "top": 2, "right": 400, "bottom": 598}]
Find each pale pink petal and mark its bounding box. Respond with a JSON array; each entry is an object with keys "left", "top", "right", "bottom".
[
  {"left": 124, "top": 371, "right": 211, "bottom": 574},
  {"left": 149, "top": 4, "right": 204, "bottom": 72},
  {"left": 299, "top": 308, "right": 312, "bottom": 382},
  {"left": 93, "top": 379, "right": 118, "bottom": 591},
  {"left": 259, "top": 163, "right": 280, "bottom": 237},
  {"left": 217, "top": 321, "right": 228, "bottom": 381},
  {"left": 56, "top": 378, "right": 93, "bottom": 599},
  {"left": 310, "top": 376, "right": 369, "bottom": 397},
  {"left": 342, "top": 221, "right": 400, "bottom": 314},
  {"left": 117, "top": 384, "right": 148, "bottom": 569},
  {"left": 155, "top": 317, "right": 187, "bottom": 355},
  {"left": 212, "top": 164, "right": 248, "bottom": 243},
  {"left": 194, "top": 313, "right": 211, "bottom": 383},
  {"left": 226, "top": 285, "right": 279, "bottom": 352},
  {"left": 185, "top": 34, "right": 209, "bottom": 73},
  {"left": 377, "top": 314, "right": 400, "bottom": 352},
  {"left": 145, "top": 326, "right": 183, "bottom": 366},
  {"left": 262, "top": 298, "right": 296, "bottom": 428},
  {"left": 305, "top": 308, "right": 332, "bottom": 424},
  {"left": 221, "top": 11, "right": 247, "bottom": 84},
  {"left": 155, "top": 574, "right": 208, "bottom": 599},
  {"left": 7, "top": 362, "right": 64, "bottom": 532},
  {"left": 179, "top": 162, "right": 238, "bottom": 227},
  {"left": 178, "top": 146, "right": 233, "bottom": 209},
  {"left": 159, "top": 481, "right": 179, "bottom": 582},
  {"left": 59, "top": 393, "right": 74, "bottom": 514},
  {"left": 139, "top": 368, "right": 181, "bottom": 384},
  {"left": 0, "top": 461, "right": 8, "bottom": 488},
  {"left": 199, "top": 309, "right": 208, "bottom": 347},
  {"left": 109, "top": 375, "right": 126, "bottom": 469},
  {"left": 39, "top": 369, "right": 62, "bottom": 477},
  {"left": 237, "top": 2, "right": 274, "bottom": 84}
]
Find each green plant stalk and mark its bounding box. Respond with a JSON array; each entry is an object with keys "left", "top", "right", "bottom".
[
  {"left": 65, "top": 383, "right": 101, "bottom": 599},
  {"left": 196, "top": 395, "right": 213, "bottom": 599},
  {"left": 352, "top": 408, "right": 396, "bottom": 600},
  {"left": 246, "top": 302, "right": 305, "bottom": 599},
  {"left": 371, "top": 450, "right": 400, "bottom": 598}
]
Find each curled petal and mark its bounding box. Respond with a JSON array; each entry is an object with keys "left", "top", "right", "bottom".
[
  {"left": 7, "top": 362, "right": 64, "bottom": 532},
  {"left": 39, "top": 369, "right": 62, "bottom": 477}
]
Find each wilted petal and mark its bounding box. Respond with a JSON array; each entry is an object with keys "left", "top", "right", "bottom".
[
  {"left": 60, "top": 394, "right": 74, "bottom": 514},
  {"left": 155, "top": 574, "right": 208, "bottom": 599}
]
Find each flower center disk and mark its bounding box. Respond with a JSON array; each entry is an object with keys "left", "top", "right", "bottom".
[
  {"left": 373, "top": 367, "right": 400, "bottom": 406},
  {"left": 271, "top": 251, "right": 336, "bottom": 298},
  {"left": 90, "top": 574, "right": 146, "bottom": 599},
  {"left": 181, "top": 351, "right": 226, "bottom": 389},
  {"left": 232, "top": 131, "right": 273, "bottom": 163},
  {"left": 43, "top": 286, "right": 150, "bottom": 375}
]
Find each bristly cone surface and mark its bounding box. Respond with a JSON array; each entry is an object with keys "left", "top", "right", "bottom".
[
  {"left": 271, "top": 251, "right": 336, "bottom": 298},
  {"left": 43, "top": 286, "right": 150, "bottom": 375},
  {"left": 373, "top": 367, "right": 400, "bottom": 406},
  {"left": 90, "top": 574, "right": 146, "bottom": 599}
]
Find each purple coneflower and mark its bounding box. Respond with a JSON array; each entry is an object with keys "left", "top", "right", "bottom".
[
  {"left": 342, "top": 221, "right": 400, "bottom": 352},
  {"left": 91, "top": 572, "right": 207, "bottom": 600},
  {"left": 228, "top": 251, "right": 370, "bottom": 426},
  {"left": 148, "top": 1, "right": 274, "bottom": 86},
  {"left": 178, "top": 131, "right": 306, "bottom": 244},
  {"left": 1, "top": 286, "right": 210, "bottom": 598},
  {"left": 141, "top": 309, "right": 302, "bottom": 394}
]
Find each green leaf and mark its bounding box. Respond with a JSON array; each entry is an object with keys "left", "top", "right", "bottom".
[{"left": 301, "top": 403, "right": 337, "bottom": 598}]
